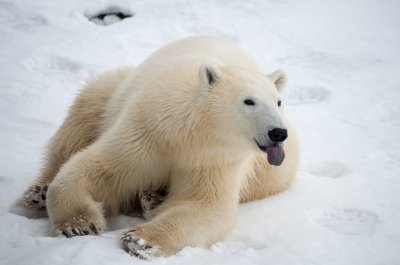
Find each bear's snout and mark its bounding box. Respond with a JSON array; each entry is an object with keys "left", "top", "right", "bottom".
[{"left": 268, "top": 128, "right": 288, "bottom": 143}]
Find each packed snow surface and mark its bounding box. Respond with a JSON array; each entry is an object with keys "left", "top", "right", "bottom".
[{"left": 1, "top": 0, "right": 399, "bottom": 264}]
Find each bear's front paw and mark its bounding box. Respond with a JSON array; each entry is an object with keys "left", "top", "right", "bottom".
[
  {"left": 121, "top": 228, "right": 161, "bottom": 259},
  {"left": 53, "top": 215, "right": 106, "bottom": 238},
  {"left": 22, "top": 184, "right": 48, "bottom": 211}
]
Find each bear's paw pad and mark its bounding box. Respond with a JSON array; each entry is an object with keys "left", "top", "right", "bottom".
[
  {"left": 53, "top": 216, "right": 105, "bottom": 237},
  {"left": 311, "top": 208, "right": 380, "bottom": 236},
  {"left": 23, "top": 184, "right": 48, "bottom": 211},
  {"left": 121, "top": 230, "right": 159, "bottom": 259}
]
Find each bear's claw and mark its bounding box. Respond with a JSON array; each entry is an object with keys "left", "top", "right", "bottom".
[
  {"left": 53, "top": 216, "right": 105, "bottom": 238},
  {"left": 121, "top": 230, "right": 159, "bottom": 259}
]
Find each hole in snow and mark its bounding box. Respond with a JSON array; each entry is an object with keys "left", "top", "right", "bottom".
[{"left": 87, "top": 7, "right": 133, "bottom": 26}]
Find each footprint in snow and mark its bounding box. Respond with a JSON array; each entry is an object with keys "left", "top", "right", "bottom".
[
  {"left": 0, "top": 176, "right": 9, "bottom": 183},
  {"left": 285, "top": 86, "right": 330, "bottom": 105},
  {"left": 22, "top": 55, "right": 93, "bottom": 80},
  {"left": 311, "top": 208, "right": 379, "bottom": 236},
  {"left": 306, "top": 160, "right": 350, "bottom": 179},
  {"left": 0, "top": 1, "right": 47, "bottom": 28}
]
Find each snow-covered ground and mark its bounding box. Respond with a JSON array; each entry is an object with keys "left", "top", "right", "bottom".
[{"left": 1, "top": 0, "right": 399, "bottom": 264}]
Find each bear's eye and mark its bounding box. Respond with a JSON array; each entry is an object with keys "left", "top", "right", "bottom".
[
  {"left": 244, "top": 99, "right": 255, "bottom": 106},
  {"left": 278, "top": 100, "right": 282, "bottom": 107}
]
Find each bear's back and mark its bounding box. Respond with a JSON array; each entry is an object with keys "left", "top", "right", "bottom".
[
  {"left": 103, "top": 37, "right": 263, "bottom": 134},
  {"left": 141, "top": 36, "right": 260, "bottom": 71}
]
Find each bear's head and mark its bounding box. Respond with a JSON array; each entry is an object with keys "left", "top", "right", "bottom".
[{"left": 199, "top": 65, "right": 288, "bottom": 166}]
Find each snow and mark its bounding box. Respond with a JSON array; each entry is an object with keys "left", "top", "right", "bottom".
[{"left": 1, "top": 0, "right": 399, "bottom": 264}]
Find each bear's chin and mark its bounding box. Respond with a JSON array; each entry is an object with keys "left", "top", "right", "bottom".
[{"left": 256, "top": 141, "right": 285, "bottom": 166}]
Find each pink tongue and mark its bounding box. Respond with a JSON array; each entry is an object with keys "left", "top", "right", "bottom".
[{"left": 266, "top": 146, "right": 285, "bottom": 166}]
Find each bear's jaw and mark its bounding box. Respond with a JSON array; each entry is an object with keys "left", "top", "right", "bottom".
[{"left": 255, "top": 140, "right": 285, "bottom": 166}]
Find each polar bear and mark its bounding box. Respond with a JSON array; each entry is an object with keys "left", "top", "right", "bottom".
[{"left": 20, "top": 36, "right": 299, "bottom": 258}]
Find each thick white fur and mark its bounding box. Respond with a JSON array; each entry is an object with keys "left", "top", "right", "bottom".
[{"left": 20, "top": 36, "right": 299, "bottom": 257}]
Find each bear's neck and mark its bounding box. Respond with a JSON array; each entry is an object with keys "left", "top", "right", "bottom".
[{"left": 173, "top": 141, "right": 250, "bottom": 171}]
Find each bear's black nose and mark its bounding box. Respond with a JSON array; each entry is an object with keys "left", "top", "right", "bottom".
[{"left": 268, "top": 128, "right": 288, "bottom": 143}]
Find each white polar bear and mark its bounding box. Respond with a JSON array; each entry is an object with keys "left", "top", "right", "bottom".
[{"left": 20, "top": 36, "right": 299, "bottom": 258}]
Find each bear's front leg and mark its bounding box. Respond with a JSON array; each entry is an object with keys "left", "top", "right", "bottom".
[
  {"left": 46, "top": 150, "right": 108, "bottom": 237},
  {"left": 121, "top": 197, "right": 238, "bottom": 258}
]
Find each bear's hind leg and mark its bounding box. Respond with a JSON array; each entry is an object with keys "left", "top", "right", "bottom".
[
  {"left": 22, "top": 184, "right": 48, "bottom": 212},
  {"left": 20, "top": 91, "right": 104, "bottom": 213},
  {"left": 21, "top": 147, "right": 68, "bottom": 213},
  {"left": 20, "top": 68, "right": 134, "bottom": 214},
  {"left": 140, "top": 190, "right": 166, "bottom": 220},
  {"left": 20, "top": 144, "right": 67, "bottom": 215}
]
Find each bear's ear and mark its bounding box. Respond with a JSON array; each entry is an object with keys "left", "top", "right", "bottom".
[
  {"left": 199, "top": 65, "right": 221, "bottom": 89},
  {"left": 267, "top": 69, "right": 287, "bottom": 93}
]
